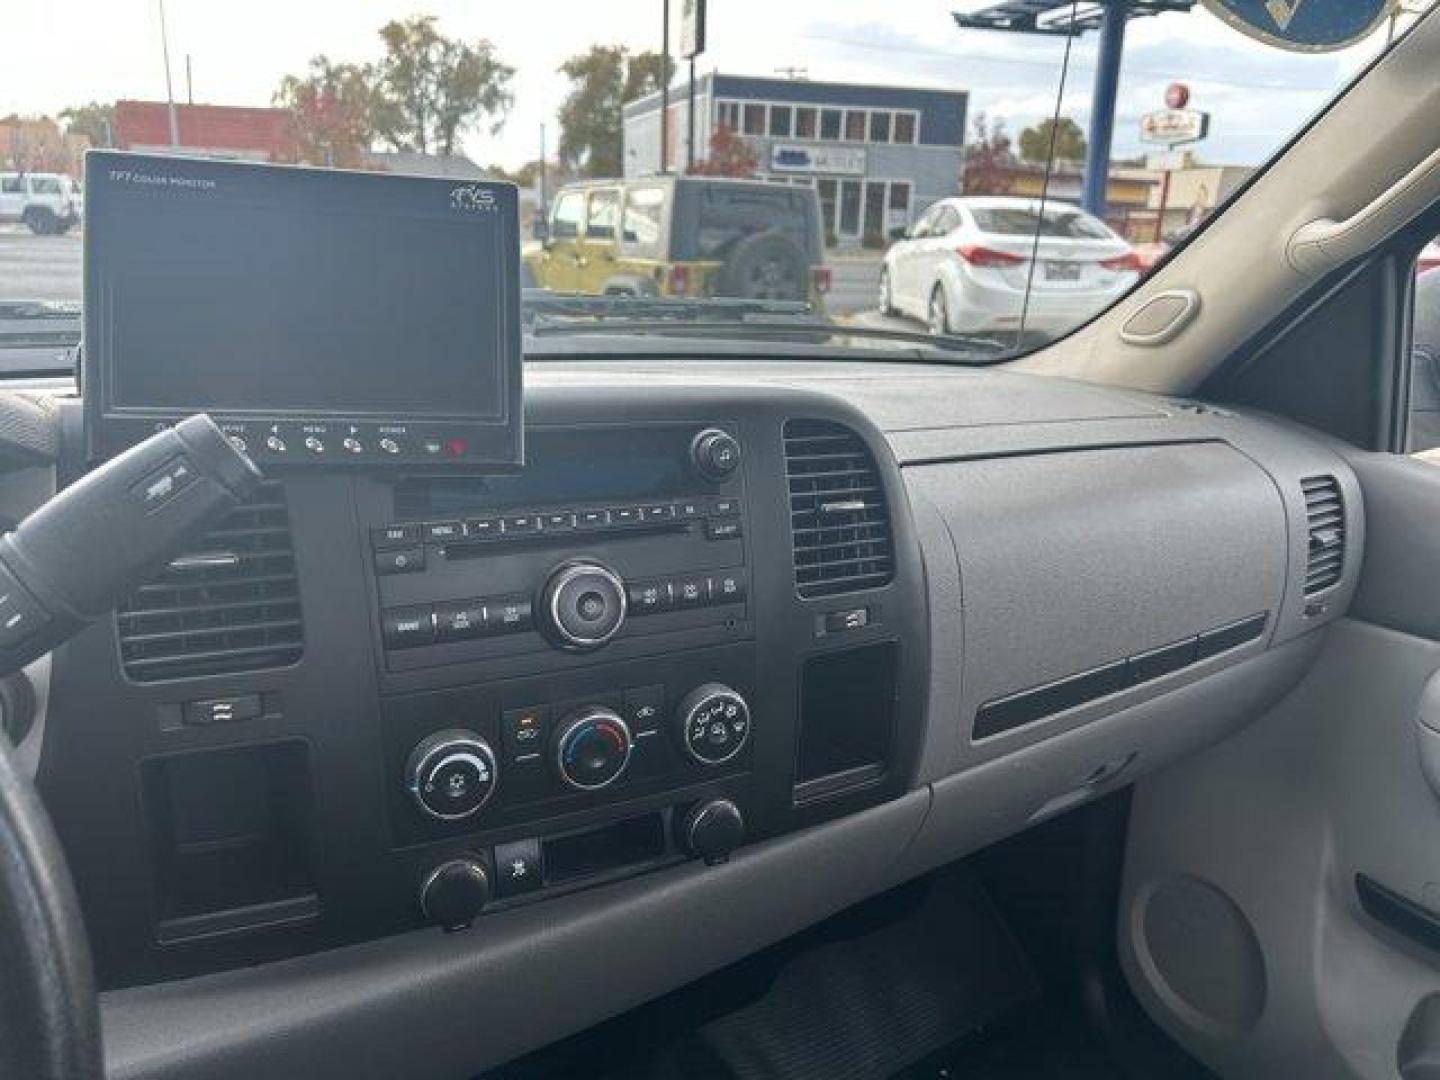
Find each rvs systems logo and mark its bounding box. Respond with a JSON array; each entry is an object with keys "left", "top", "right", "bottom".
[{"left": 450, "top": 184, "right": 498, "bottom": 213}]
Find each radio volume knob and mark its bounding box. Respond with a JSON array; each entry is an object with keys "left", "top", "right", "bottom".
[
  {"left": 676, "top": 684, "right": 751, "bottom": 766},
  {"left": 690, "top": 428, "right": 741, "bottom": 481},
  {"left": 539, "top": 562, "right": 627, "bottom": 651}
]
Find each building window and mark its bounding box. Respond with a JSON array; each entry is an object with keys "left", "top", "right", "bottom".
[
  {"left": 845, "top": 110, "right": 867, "bottom": 141},
  {"left": 742, "top": 103, "right": 766, "bottom": 135},
  {"left": 795, "top": 107, "right": 817, "bottom": 139},
  {"left": 888, "top": 181, "right": 912, "bottom": 214},
  {"left": 716, "top": 101, "right": 740, "bottom": 130},
  {"left": 820, "top": 108, "right": 842, "bottom": 141},
  {"left": 869, "top": 111, "right": 892, "bottom": 143},
  {"left": 768, "top": 105, "right": 792, "bottom": 138},
  {"left": 893, "top": 112, "right": 917, "bottom": 145}
]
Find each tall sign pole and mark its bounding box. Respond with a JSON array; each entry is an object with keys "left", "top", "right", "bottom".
[
  {"left": 1081, "top": 3, "right": 1127, "bottom": 219},
  {"left": 659, "top": 0, "right": 671, "bottom": 173},
  {"left": 680, "top": 0, "right": 707, "bottom": 171}
]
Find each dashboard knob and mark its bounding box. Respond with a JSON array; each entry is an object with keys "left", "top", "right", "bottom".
[
  {"left": 539, "top": 562, "right": 627, "bottom": 651},
  {"left": 680, "top": 799, "right": 745, "bottom": 865},
  {"left": 554, "top": 706, "right": 633, "bottom": 791},
  {"left": 690, "top": 428, "right": 741, "bottom": 481},
  {"left": 676, "top": 684, "right": 751, "bottom": 766},
  {"left": 419, "top": 858, "right": 490, "bottom": 930},
  {"left": 406, "top": 729, "right": 498, "bottom": 821}
]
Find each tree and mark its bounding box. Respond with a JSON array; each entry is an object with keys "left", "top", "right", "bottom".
[
  {"left": 1018, "top": 117, "right": 1087, "bottom": 164},
  {"left": 961, "top": 112, "right": 1015, "bottom": 196},
  {"left": 369, "top": 15, "right": 514, "bottom": 156},
  {"left": 688, "top": 124, "right": 757, "bottom": 177},
  {"left": 274, "top": 57, "right": 375, "bottom": 168},
  {"left": 58, "top": 102, "right": 116, "bottom": 148},
  {"left": 556, "top": 46, "right": 670, "bottom": 177}
]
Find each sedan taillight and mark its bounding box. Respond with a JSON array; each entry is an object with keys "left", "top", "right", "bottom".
[
  {"left": 956, "top": 244, "right": 1026, "bottom": 268},
  {"left": 1100, "top": 252, "right": 1145, "bottom": 274}
]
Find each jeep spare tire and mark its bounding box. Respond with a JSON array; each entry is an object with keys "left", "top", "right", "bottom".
[{"left": 716, "top": 232, "right": 809, "bottom": 301}]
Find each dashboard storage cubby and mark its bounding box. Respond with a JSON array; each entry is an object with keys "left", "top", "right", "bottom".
[
  {"left": 794, "top": 642, "right": 898, "bottom": 802},
  {"left": 140, "top": 741, "right": 318, "bottom": 943}
]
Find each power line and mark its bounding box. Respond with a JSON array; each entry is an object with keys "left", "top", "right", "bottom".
[{"left": 796, "top": 31, "right": 1342, "bottom": 93}]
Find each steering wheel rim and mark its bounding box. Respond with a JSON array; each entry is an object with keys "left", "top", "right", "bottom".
[{"left": 0, "top": 733, "right": 102, "bottom": 1080}]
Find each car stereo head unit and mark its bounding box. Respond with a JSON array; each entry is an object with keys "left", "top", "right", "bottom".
[{"left": 82, "top": 151, "right": 522, "bottom": 469}]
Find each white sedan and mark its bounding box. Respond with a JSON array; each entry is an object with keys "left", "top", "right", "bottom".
[{"left": 879, "top": 196, "right": 1142, "bottom": 339}]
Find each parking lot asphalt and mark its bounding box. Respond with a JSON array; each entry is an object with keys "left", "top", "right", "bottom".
[
  {"left": 0, "top": 226, "right": 907, "bottom": 330},
  {"left": 0, "top": 224, "right": 83, "bottom": 303}
]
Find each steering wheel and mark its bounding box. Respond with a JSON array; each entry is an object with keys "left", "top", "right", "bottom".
[{"left": 0, "top": 733, "right": 103, "bottom": 1079}]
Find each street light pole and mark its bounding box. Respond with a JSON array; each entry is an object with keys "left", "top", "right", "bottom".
[
  {"left": 1081, "top": 1, "right": 1127, "bottom": 219},
  {"left": 156, "top": 0, "right": 180, "bottom": 148}
]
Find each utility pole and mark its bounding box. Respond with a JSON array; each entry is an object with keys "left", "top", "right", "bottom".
[
  {"left": 686, "top": 57, "right": 697, "bottom": 171},
  {"left": 185, "top": 54, "right": 193, "bottom": 105},
  {"left": 774, "top": 66, "right": 808, "bottom": 80},
  {"left": 157, "top": 0, "right": 180, "bottom": 148},
  {"left": 659, "top": 0, "right": 671, "bottom": 173},
  {"left": 1082, "top": 3, "right": 1126, "bottom": 218},
  {"left": 539, "top": 123, "right": 548, "bottom": 224}
]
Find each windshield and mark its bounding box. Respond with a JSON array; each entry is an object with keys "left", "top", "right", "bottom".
[{"left": 1, "top": 0, "right": 1433, "bottom": 366}]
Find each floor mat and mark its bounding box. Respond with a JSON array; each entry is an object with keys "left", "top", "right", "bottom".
[{"left": 696, "top": 869, "right": 1039, "bottom": 1080}]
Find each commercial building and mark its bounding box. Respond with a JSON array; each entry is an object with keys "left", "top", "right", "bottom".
[
  {"left": 623, "top": 73, "right": 967, "bottom": 248},
  {"left": 114, "top": 101, "right": 295, "bottom": 161}
]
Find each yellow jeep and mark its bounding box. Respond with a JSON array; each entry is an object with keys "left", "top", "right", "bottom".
[{"left": 525, "top": 175, "right": 829, "bottom": 310}]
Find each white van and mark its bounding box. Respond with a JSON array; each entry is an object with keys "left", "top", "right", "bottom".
[{"left": 0, "top": 172, "right": 82, "bottom": 234}]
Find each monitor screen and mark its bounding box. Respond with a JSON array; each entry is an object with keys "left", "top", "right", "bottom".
[{"left": 83, "top": 152, "right": 522, "bottom": 465}]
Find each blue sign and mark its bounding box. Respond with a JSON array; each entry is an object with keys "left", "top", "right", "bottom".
[{"left": 1202, "top": 0, "right": 1398, "bottom": 52}]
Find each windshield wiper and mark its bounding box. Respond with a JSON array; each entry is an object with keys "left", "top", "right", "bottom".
[
  {"left": 0, "top": 301, "right": 82, "bottom": 349},
  {"left": 522, "top": 290, "right": 817, "bottom": 327}
]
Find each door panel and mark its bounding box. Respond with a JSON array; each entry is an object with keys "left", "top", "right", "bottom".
[{"left": 1120, "top": 453, "right": 1440, "bottom": 1079}]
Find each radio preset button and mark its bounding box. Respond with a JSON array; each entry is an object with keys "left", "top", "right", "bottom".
[
  {"left": 675, "top": 498, "right": 706, "bottom": 519},
  {"left": 609, "top": 506, "right": 641, "bottom": 526},
  {"left": 577, "top": 509, "right": 609, "bottom": 530},
  {"left": 706, "top": 519, "right": 743, "bottom": 541},
  {"left": 640, "top": 503, "right": 675, "bottom": 522},
  {"left": 627, "top": 580, "right": 672, "bottom": 614},
  {"left": 382, "top": 605, "right": 435, "bottom": 649},
  {"left": 425, "top": 521, "right": 465, "bottom": 542},
  {"left": 374, "top": 545, "right": 425, "bottom": 575},
  {"left": 467, "top": 517, "right": 500, "bottom": 540},
  {"left": 714, "top": 571, "right": 748, "bottom": 604},
  {"left": 488, "top": 595, "right": 533, "bottom": 634},
  {"left": 502, "top": 513, "right": 540, "bottom": 535},
  {"left": 435, "top": 599, "right": 486, "bottom": 642},
  {"left": 674, "top": 576, "right": 711, "bottom": 608},
  {"left": 372, "top": 524, "right": 420, "bottom": 548},
  {"left": 544, "top": 511, "right": 576, "bottom": 532},
  {"left": 712, "top": 497, "right": 740, "bottom": 517}
]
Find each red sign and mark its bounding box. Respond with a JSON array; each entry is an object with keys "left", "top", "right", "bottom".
[{"left": 1165, "top": 83, "right": 1191, "bottom": 109}]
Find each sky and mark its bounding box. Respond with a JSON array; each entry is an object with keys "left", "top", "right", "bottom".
[{"left": 2, "top": 1, "right": 1426, "bottom": 170}]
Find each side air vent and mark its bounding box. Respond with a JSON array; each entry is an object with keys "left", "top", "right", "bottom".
[
  {"left": 1302, "top": 474, "right": 1345, "bottom": 596},
  {"left": 117, "top": 482, "right": 304, "bottom": 681},
  {"left": 784, "top": 419, "right": 894, "bottom": 599}
]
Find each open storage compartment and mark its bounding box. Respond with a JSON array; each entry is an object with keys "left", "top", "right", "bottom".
[
  {"left": 141, "top": 740, "right": 318, "bottom": 942},
  {"left": 793, "top": 641, "right": 898, "bottom": 803}
]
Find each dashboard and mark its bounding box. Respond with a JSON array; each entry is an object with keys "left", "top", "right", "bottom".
[
  {"left": 13, "top": 155, "right": 1368, "bottom": 1079},
  {"left": 19, "top": 360, "right": 1362, "bottom": 1080}
]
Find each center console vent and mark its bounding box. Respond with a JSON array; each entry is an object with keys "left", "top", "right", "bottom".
[
  {"left": 784, "top": 419, "right": 893, "bottom": 599},
  {"left": 1301, "top": 474, "right": 1345, "bottom": 596},
  {"left": 117, "top": 482, "right": 305, "bottom": 681}
]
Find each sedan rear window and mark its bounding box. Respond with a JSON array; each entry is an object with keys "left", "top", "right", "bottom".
[{"left": 971, "top": 207, "right": 1114, "bottom": 240}]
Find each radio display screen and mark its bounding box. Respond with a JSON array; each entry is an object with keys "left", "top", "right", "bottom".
[{"left": 83, "top": 152, "right": 522, "bottom": 465}]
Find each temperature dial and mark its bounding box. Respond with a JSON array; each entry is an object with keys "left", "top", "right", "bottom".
[
  {"left": 406, "top": 730, "right": 498, "bottom": 821},
  {"left": 676, "top": 684, "right": 751, "bottom": 766},
  {"left": 554, "top": 707, "right": 633, "bottom": 791}
]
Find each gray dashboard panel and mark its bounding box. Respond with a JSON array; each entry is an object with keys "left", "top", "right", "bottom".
[{"left": 102, "top": 790, "right": 930, "bottom": 1080}]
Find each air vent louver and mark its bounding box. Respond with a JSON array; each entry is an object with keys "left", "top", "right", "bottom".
[
  {"left": 784, "top": 419, "right": 894, "bottom": 599},
  {"left": 1302, "top": 474, "right": 1345, "bottom": 596},
  {"left": 117, "top": 482, "right": 304, "bottom": 681}
]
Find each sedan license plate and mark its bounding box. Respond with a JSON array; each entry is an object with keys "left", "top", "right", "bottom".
[{"left": 1044, "top": 261, "right": 1081, "bottom": 281}]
